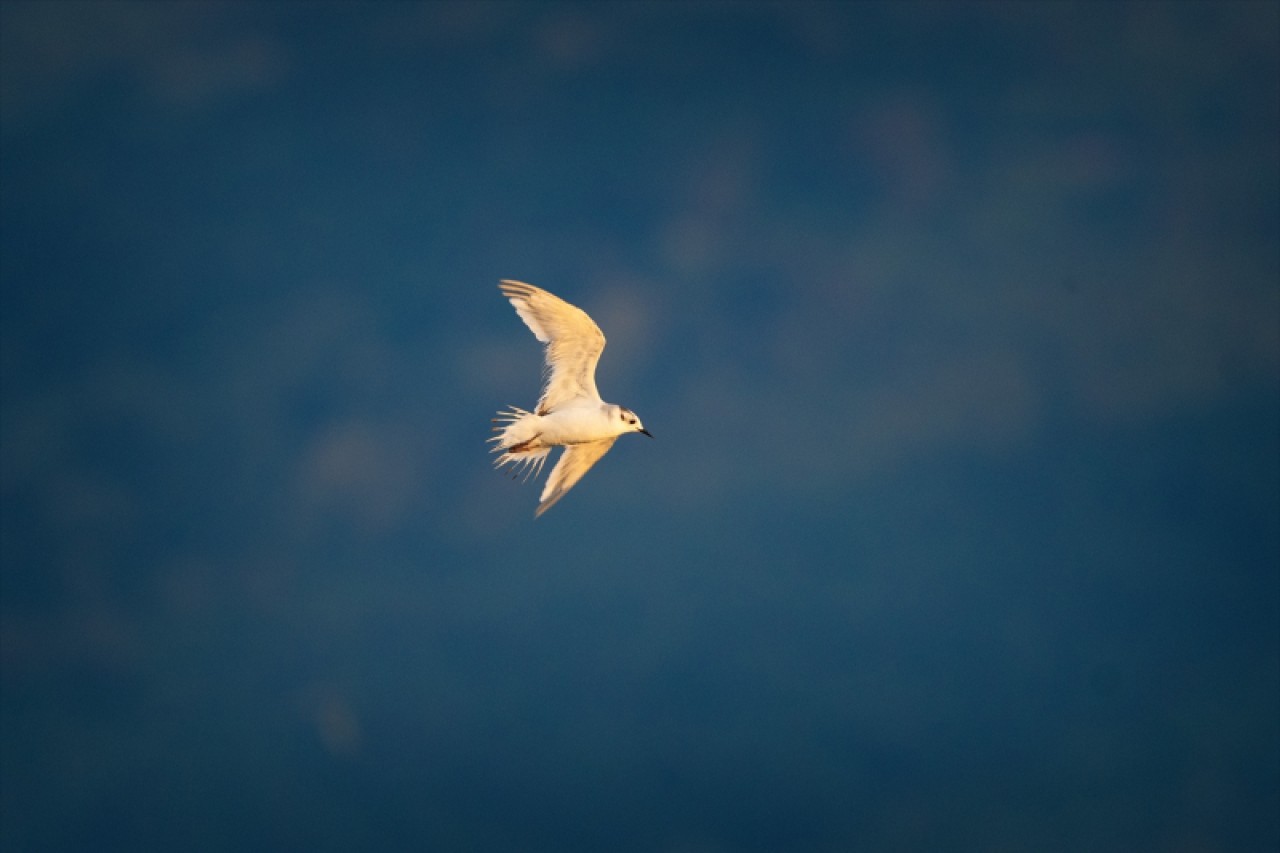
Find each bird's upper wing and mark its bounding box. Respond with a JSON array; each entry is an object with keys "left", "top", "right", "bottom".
[
  {"left": 535, "top": 438, "right": 617, "bottom": 517},
  {"left": 499, "top": 280, "right": 605, "bottom": 412}
]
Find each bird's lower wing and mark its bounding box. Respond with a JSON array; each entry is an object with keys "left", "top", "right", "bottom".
[{"left": 535, "top": 438, "right": 617, "bottom": 518}]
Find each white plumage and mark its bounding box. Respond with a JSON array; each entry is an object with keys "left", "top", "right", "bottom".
[{"left": 490, "top": 280, "right": 651, "bottom": 517}]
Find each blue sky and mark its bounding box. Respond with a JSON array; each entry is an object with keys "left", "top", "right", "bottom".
[{"left": 2, "top": 2, "right": 1278, "bottom": 850}]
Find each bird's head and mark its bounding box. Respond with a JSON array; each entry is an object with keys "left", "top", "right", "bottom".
[{"left": 615, "top": 406, "right": 652, "bottom": 438}]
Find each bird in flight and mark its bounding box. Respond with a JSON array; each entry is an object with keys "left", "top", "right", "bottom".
[{"left": 490, "top": 280, "right": 651, "bottom": 517}]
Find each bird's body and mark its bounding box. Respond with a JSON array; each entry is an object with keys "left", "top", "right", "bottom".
[{"left": 491, "top": 280, "right": 650, "bottom": 517}]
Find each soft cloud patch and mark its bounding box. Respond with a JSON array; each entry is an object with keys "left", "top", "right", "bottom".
[{"left": 0, "top": 0, "right": 289, "bottom": 125}]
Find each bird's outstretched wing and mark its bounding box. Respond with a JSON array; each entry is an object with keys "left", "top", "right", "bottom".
[
  {"left": 499, "top": 280, "right": 605, "bottom": 412},
  {"left": 536, "top": 438, "right": 617, "bottom": 517}
]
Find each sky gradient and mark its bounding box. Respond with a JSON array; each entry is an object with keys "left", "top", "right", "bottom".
[{"left": 2, "top": 2, "right": 1278, "bottom": 851}]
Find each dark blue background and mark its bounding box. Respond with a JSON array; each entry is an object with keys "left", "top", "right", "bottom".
[{"left": 2, "top": 2, "right": 1278, "bottom": 850}]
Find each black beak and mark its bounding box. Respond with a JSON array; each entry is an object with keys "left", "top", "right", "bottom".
[{"left": 639, "top": 428, "right": 653, "bottom": 438}]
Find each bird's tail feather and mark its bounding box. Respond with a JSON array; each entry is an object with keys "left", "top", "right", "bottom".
[{"left": 490, "top": 407, "right": 550, "bottom": 481}]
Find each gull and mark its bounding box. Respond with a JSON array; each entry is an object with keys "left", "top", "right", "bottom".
[{"left": 490, "top": 280, "right": 651, "bottom": 517}]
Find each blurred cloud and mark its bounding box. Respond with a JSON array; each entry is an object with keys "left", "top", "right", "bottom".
[
  {"left": 292, "top": 417, "right": 425, "bottom": 536},
  {"left": 304, "top": 684, "right": 364, "bottom": 759},
  {"left": 0, "top": 0, "right": 290, "bottom": 123}
]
